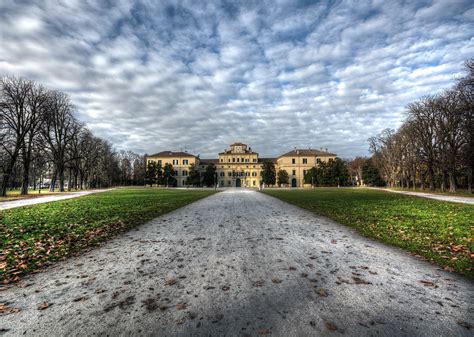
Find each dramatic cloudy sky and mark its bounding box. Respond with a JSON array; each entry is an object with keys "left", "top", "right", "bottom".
[{"left": 1, "top": 1, "right": 473, "bottom": 158}]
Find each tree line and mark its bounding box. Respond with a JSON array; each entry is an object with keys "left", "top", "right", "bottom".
[
  {"left": 0, "top": 76, "right": 145, "bottom": 196},
  {"left": 359, "top": 59, "right": 473, "bottom": 193}
]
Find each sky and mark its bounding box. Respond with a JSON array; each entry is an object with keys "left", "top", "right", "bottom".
[{"left": 1, "top": 0, "right": 473, "bottom": 159}]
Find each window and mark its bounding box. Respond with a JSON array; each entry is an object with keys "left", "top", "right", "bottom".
[
  {"left": 253, "top": 158, "right": 257, "bottom": 163},
  {"left": 183, "top": 159, "right": 189, "bottom": 165},
  {"left": 292, "top": 158, "right": 295, "bottom": 164},
  {"left": 220, "top": 159, "right": 223, "bottom": 163},
  {"left": 292, "top": 170, "right": 296, "bottom": 175},
  {"left": 252, "top": 172, "right": 257, "bottom": 177},
  {"left": 303, "top": 158, "right": 307, "bottom": 164},
  {"left": 316, "top": 158, "right": 321, "bottom": 164},
  {"left": 220, "top": 180, "right": 224, "bottom": 186},
  {"left": 237, "top": 157, "right": 240, "bottom": 163},
  {"left": 228, "top": 158, "right": 231, "bottom": 163},
  {"left": 253, "top": 180, "right": 256, "bottom": 186},
  {"left": 228, "top": 172, "right": 232, "bottom": 177},
  {"left": 174, "top": 170, "right": 179, "bottom": 176},
  {"left": 232, "top": 158, "right": 235, "bottom": 162},
  {"left": 158, "top": 160, "right": 162, "bottom": 165},
  {"left": 172, "top": 159, "right": 178, "bottom": 165},
  {"left": 241, "top": 157, "right": 244, "bottom": 162},
  {"left": 220, "top": 172, "right": 224, "bottom": 177},
  {"left": 182, "top": 170, "right": 188, "bottom": 176},
  {"left": 228, "top": 180, "right": 231, "bottom": 185}
]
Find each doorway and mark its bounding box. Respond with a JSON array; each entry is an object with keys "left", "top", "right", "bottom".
[
  {"left": 291, "top": 178, "right": 297, "bottom": 187},
  {"left": 236, "top": 178, "right": 241, "bottom": 187}
]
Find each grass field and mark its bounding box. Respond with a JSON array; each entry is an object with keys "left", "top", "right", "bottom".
[
  {"left": 0, "top": 188, "right": 216, "bottom": 283},
  {"left": 262, "top": 188, "right": 474, "bottom": 278}
]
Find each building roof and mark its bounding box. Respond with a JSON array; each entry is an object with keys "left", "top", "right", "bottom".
[
  {"left": 278, "top": 148, "right": 337, "bottom": 158},
  {"left": 258, "top": 157, "right": 277, "bottom": 163},
  {"left": 199, "top": 158, "right": 219, "bottom": 165},
  {"left": 218, "top": 149, "right": 257, "bottom": 155},
  {"left": 148, "top": 151, "right": 197, "bottom": 158}
]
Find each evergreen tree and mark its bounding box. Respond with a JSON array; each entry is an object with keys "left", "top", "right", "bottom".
[
  {"left": 277, "top": 169, "right": 289, "bottom": 186},
  {"left": 156, "top": 162, "right": 163, "bottom": 185},
  {"left": 186, "top": 163, "right": 200, "bottom": 186},
  {"left": 202, "top": 164, "right": 216, "bottom": 187},
  {"left": 330, "top": 158, "right": 350, "bottom": 186},
  {"left": 304, "top": 167, "right": 318, "bottom": 185},
  {"left": 261, "top": 161, "right": 276, "bottom": 186},
  {"left": 146, "top": 161, "right": 157, "bottom": 186},
  {"left": 163, "top": 163, "right": 176, "bottom": 187},
  {"left": 362, "top": 158, "right": 385, "bottom": 186}
]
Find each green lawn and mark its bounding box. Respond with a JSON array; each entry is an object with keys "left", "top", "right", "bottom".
[
  {"left": 0, "top": 188, "right": 216, "bottom": 283},
  {"left": 262, "top": 188, "right": 474, "bottom": 278}
]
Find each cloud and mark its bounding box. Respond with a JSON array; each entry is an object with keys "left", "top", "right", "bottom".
[{"left": 0, "top": 0, "right": 473, "bottom": 158}]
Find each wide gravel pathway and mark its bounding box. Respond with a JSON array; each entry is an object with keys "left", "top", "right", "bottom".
[
  {"left": 1, "top": 189, "right": 472, "bottom": 336},
  {"left": 0, "top": 189, "right": 114, "bottom": 210}
]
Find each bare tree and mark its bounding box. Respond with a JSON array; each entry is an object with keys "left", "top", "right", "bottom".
[
  {"left": 0, "top": 77, "right": 33, "bottom": 196},
  {"left": 20, "top": 82, "right": 48, "bottom": 194},
  {"left": 42, "top": 91, "right": 78, "bottom": 192}
]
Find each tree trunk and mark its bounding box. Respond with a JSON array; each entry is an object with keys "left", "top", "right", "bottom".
[
  {"left": 448, "top": 171, "right": 456, "bottom": 193},
  {"left": 428, "top": 165, "right": 435, "bottom": 191},
  {"left": 468, "top": 170, "right": 472, "bottom": 194},
  {"left": 67, "top": 167, "right": 72, "bottom": 191},
  {"left": 49, "top": 171, "right": 57, "bottom": 192},
  {"left": 58, "top": 164, "right": 65, "bottom": 192}
]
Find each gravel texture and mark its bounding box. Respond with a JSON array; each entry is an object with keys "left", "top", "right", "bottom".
[
  {"left": 374, "top": 188, "right": 474, "bottom": 205},
  {"left": 1, "top": 188, "right": 472, "bottom": 336}
]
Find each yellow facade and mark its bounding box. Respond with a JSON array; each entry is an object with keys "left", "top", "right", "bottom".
[{"left": 146, "top": 142, "right": 336, "bottom": 187}]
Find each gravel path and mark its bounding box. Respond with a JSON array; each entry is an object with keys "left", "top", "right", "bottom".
[
  {"left": 1, "top": 189, "right": 472, "bottom": 336},
  {"left": 0, "top": 189, "right": 114, "bottom": 210},
  {"left": 373, "top": 188, "right": 474, "bottom": 205}
]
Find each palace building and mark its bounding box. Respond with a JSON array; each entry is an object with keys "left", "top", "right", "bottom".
[{"left": 146, "top": 142, "right": 336, "bottom": 188}]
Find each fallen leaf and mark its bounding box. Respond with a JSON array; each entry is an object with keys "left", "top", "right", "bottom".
[
  {"left": 352, "top": 276, "right": 372, "bottom": 285},
  {"left": 258, "top": 327, "right": 271, "bottom": 335},
  {"left": 164, "top": 278, "right": 177, "bottom": 286},
  {"left": 271, "top": 278, "right": 282, "bottom": 284},
  {"left": 419, "top": 280, "right": 437, "bottom": 288},
  {"left": 37, "top": 302, "right": 51, "bottom": 310},
  {"left": 325, "top": 322, "right": 337, "bottom": 331},
  {"left": 318, "top": 289, "right": 328, "bottom": 297},
  {"left": 0, "top": 303, "right": 21, "bottom": 314},
  {"left": 176, "top": 303, "right": 187, "bottom": 310}
]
